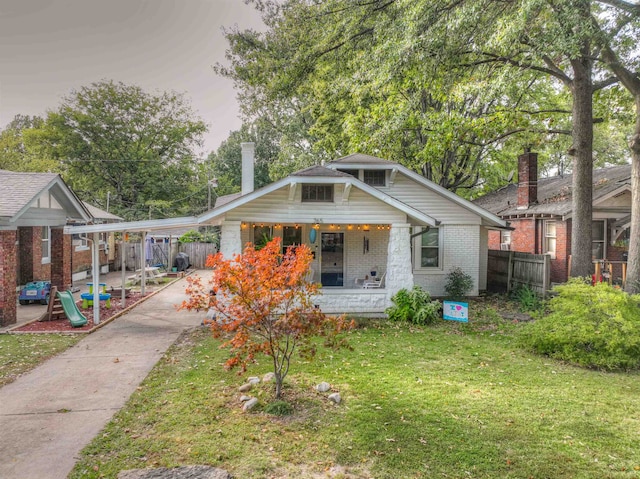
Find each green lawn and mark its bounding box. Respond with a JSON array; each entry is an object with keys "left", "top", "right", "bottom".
[
  {"left": 0, "top": 333, "right": 80, "bottom": 387},
  {"left": 70, "top": 306, "right": 640, "bottom": 479}
]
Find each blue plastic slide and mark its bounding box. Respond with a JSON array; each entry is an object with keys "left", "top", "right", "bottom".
[{"left": 56, "top": 290, "right": 88, "bottom": 327}]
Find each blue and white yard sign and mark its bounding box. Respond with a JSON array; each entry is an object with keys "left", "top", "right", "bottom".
[{"left": 443, "top": 301, "right": 469, "bottom": 322}]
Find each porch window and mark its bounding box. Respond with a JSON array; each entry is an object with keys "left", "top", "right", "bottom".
[
  {"left": 544, "top": 221, "right": 556, "bottom": 258},
  {"left": 363, "top": 170, "right": 386, "bottom": 187},
  {"left": 41, "top": 226, "right": 51, "bottom": 264},
  {"left": 253, "top": 225, "right": 272, "bottom": 249},
  {"left": 302, "top": 184, "right": 333, "bottom": 202},
  {"left": 592, "top": 220, "right": 606, "bottom": 260},
  {"left": 282, "top": 225, "right": 302, "bottom": 253},
  {"left": 419, "top": 227, "right": 440, "bottom": 268}
]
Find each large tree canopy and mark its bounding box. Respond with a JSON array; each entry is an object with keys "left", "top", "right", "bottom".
[
  {"left": 42, "top": 80, "right": 207, "bottom": 220},
  {"left": 219, "top": 0, "right": 636, "bottom": 279},
  {"left": 0, "top": 115, "right": 59, "bottom": 173}
]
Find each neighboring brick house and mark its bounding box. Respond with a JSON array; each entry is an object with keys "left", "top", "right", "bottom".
[
  {"left": 0, "top": 170, "right": 91, "bottom": 326},
  {"left": 473, "top": 152, "right": 632, "bottom": 284},
  {"left": 68, "top": 202, "right": 123, "bottom": 281}
]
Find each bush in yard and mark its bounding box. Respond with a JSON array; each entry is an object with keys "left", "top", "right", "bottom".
[
  {"left": 179, "top": 237, "right": 353, "bottom": 399},
  {"left": 444, "top": 267, "right": 474, "bottom": 299},
  {"left": 510, "top": 284, "right": 543, "bottom": 312},
  {"left": 386, "top": 286, "right": 441, "bottom": 325},
  {"left": 519, "top": 280, "right": 640, "bottom": 370}
]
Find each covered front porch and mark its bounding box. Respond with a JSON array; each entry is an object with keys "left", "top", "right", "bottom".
[{"left": 215, "top": 220, "right": 415, "bottom": 314}]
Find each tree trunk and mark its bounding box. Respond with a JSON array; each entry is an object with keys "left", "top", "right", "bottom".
[
  {"left": 625, "top": 97, "right": 640, "bottom": 293},
  {"left": 568, "top": 55, "right": 594, "bottom": 279},
  {"left": 274, "top": 371, "right": 283, "bottom": 400}
]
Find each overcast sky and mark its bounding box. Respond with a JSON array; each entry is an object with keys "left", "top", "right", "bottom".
[{"left": 0, "top": 0, "right": 264, "bottom": 154}]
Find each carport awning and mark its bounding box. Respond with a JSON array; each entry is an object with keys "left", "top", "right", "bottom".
[{"left": 63, "top": 216, "right": 200, "bottom": 234}]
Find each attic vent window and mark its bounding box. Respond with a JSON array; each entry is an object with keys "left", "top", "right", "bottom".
[
  {"left": 302, "top": 184, "right": 334, "bottom": 202},
  {"left": 364, "top": 170, "right": 386, "bottom": 187}
]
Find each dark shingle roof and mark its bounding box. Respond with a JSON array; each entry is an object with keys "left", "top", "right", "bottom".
[
  {"left": 0, "top": 170, "right": 59, "bottom": 218},
  {"left": 291, "top": 165, "right": 354, "bottom": 177},
  {"left": 329, "top": 153, "right": 394, "bottom": 165},
  {"left": 82, "top": 202, "right": 123, "bottom": 222},
  {"left": 473, "top": 164, "right": 631, "bottom": 217}
]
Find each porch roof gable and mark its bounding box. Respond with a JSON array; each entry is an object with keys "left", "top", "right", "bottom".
[
  {"left": 199, "top": 166, "right": 440, "bottom": 227},
  {"left": 327, "top": 155, "right": 507, "bottom": 228},
  {"left": 0, "top": 170, "right": 91, "bottom": 226}
]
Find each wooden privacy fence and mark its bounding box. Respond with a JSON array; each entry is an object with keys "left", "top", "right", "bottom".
[
  {"left": 113, "top": 242, "right": 217, "bottom": 271},
  {"left": 179, "top": 242, "right": 217, "bottom": 269},
  {"left": 487, "top": 250, "right": 551, "bottom": 296}
]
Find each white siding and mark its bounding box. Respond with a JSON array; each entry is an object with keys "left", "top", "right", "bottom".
[
  {"left": 389, "top": 174, "right": 480, "bottom": 224},
  {"left": 413, "top": 224, "right": 481, "bottom": 296},
  {"left": 478, "top": 227, "right": 488, "bottom": 290},
  {"left": 225, "top": 184, "right": 407, "bottom": 224}
]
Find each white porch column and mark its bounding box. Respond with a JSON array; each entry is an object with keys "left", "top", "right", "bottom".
[
  {"left": 220, "top": 220, "right": 243, "bottom": 258},
  {"left": 386, "top": 223, "right": 413, "bottom": 302}
]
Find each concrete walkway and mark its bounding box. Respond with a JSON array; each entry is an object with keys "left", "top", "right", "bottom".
[{"left": 0, "top": 275, "right": 205, "bottom": 479}]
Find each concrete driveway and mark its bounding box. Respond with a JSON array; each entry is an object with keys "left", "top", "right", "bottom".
[{"left": 0, "top": 274, "right": 206, "bottom": 479}]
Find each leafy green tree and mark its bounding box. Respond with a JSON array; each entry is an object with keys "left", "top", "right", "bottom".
[
  {"left": 221, "top": 0, "right": 636, "bottom": 278},
  {"left": 0, "top": 115, "right": 59, "bottom": 172},
  {"left": 589, "top": 0, "right": 640, "bottom": 292},
  {"left": 42, "top": 80, "right": 207, "bottom": 220},
  {"left": 207, "top": 120, "right": 276, "bottom": 200}
]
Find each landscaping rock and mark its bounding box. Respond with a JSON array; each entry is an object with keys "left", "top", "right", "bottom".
[
  {"left": 316, "top": 381, "right": 330, "bottom": 392},
  {"left": 263, "top": 372, "right": 275, "bottom": 382},
  {"left": 247, "top": 376, "right": 260, "bottom": 385},
  {"left": 328, "top": 392, "right": 341, "bottom": 404},
  {"left": 243, "top": 397, "right": 259, "bottom": 412},
  {"left": 238, "top": 383, "right": 252, "bottom": 393},
  {"left": 118, "top": 465, "right": 232, "bottom": 478},
  {"left": 240, "top": 395, "right": 251, "bottom": 402}
]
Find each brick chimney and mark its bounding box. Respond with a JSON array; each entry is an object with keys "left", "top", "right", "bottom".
[
  {"left": 241, "top": 142, "right": 255, "bottom": 196},
  {"left": 517, "top": 149, "right": 538, "bottom": 209}
]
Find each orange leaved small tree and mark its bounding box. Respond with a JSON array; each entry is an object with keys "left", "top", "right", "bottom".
[{"left": 179, "top": 237, "right": 352, "bottom": 399}]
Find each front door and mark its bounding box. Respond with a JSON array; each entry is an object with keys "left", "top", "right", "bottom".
[{"left": 321, "top": 232, "right": 344, "bottom": 286}]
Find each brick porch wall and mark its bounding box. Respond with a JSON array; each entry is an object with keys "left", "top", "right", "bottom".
[
  {"left": 51, "top": 228, "right": 72, "bottom": 292},
  {"left": 0, "top": 230, "right": 18, "bottom": 326},
  {"left": 18, "top": 227, "right": 33, "bottom": 284}
]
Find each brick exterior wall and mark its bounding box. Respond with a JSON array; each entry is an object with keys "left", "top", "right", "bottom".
[
  {"left": 510, "top": 219, "right": 537, "bottom": 253},
  {"left": 72, "top": 247, "right": 108, "bottom": 273},
  {"left": 550, "top": 220, "right": 569, "bottom": 284},
  {"left": 487, "top": 230, "right": 501, "bottom": 250},
  {"left": 18, "top": 227, "right": 33, "bottom": 284},
  {"left": 0, "top": 230, "right": 18, "bottom": 326},
  {"left": 51, "top": 227, "right": 72, "bottom": 292}
]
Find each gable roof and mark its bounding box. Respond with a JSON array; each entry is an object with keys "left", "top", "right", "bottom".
[
  {"left": 330, "top": 153, "right": 393, "bottom": 166},
  {"left": 473, "top": 164, "right": 631, "bottom": 218},
  {"left": 81, "top": 202, "right": 123, "bottom": 222},
  {"left": 200, "top": 164, "right": 440, "bottom": 227},
  {"left": 0, "top": 169, "right": 91, "bottom": 224},
  {"left": 327, "top": 154, "right": 507, "bottom": 228}
]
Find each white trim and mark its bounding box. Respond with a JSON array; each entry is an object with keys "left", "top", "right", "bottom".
[
  {"left": 593, "top": 184, "right": 631, "bottom": 206},
  {"left": 413, "top": 226, "right": 443, "bottom": 271},
  {"left": 199, "top": 172, "right": 439, "bottom": 227},
  {"left": 41, "top": 226, "right": 51, "bottom": 264},
  {"left": 63, "top": 216, "right": 200, "bottom": 235},
  {"left": 327, "top": 160, "right": 507, "bottom": 228}
]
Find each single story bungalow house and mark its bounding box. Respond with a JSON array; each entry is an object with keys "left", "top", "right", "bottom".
[{"left": 64, "top": 144, "right": 508, "bottom": 318}]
